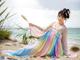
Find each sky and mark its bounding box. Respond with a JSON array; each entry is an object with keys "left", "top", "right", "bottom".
[{"left": 2, "top": 0, "right": 80, "bottom": 28}]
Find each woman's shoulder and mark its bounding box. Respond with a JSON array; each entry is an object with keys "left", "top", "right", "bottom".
[
  {"left": 63, "top": 25, "right": 67, "bottom": 29},
  {"left": 62, "top": 25, "right": 67, "bottom": 32}
]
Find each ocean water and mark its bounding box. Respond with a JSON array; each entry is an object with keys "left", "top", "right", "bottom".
[
  {"left": 67, "top": 28, "right": 80, "bottom": 44},
  {"left": 68, "top": 28, "right": 80, "bottom": 40},
  {"left": 9, "top": 28, "right": 80, "bottom": 44}
]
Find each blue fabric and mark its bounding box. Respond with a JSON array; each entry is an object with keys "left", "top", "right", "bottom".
[{"left": 7, "top": 48, "right": 32, "bottom": 57}]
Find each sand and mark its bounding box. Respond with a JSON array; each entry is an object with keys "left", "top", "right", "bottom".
[{"left": 0, "top": 40, "right": 80, "bottom": 60}]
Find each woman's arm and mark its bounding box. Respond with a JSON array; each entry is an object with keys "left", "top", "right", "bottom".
[
  {"left": 29, "top": 23, "right": 44, "bottom": 32},
  {"left": 61, "top": 27, "right": 68, "bottom": 55},
  {"left": 29, "top": 22, "right": 54, "bottom": 32}
]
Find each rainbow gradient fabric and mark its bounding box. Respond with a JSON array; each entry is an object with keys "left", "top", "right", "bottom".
[{"left": 2, "top": 29, "right": 64, "bottom": 57}]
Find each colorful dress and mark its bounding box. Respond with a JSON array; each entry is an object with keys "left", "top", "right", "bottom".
[{"left": 2, "top": 28, "right": 64, "bottom": 58}]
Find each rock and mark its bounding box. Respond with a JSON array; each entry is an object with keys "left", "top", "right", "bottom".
[{"left": 70, "top": 46, "right": 80, "bottom": 52}]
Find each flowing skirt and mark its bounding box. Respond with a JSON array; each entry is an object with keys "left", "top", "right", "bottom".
[{"left": 1, "top": 29, "right": 64, "bottom": 57}]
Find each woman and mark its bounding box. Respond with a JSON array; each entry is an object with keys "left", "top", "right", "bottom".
[
  {"left": 1, "top": 8, "right": 70, "bottom": 58},
  {"left": 29, "top": 8, "right": 70, "bottom": 57}
]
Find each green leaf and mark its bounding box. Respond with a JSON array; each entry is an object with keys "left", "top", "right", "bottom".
[
  {"left": 0, "top": 18, "right": 5, "bottom": 24},
  {"left": 6, "top": 13, "right": 16, "bottom": 19},
  {"left": 0, "top": 7, "right": 8, "bottom": 16},
  {"left": 5, "top": 12, "right": 10, "bottom": 19},
  {"left": 0, "top": 13, "right": 15, "bottom": 27},
  {"left": 16, "top": 24, "right": 29, "bottom": 31},
  {"left": 0, "top": 29, "right": 11, "bottom": 40},
  {"left": 0, "top": 1, "right": 5, "bottom": 7},
  {"left": 0, "top": 0, "right": 1, "bottom": 2}
]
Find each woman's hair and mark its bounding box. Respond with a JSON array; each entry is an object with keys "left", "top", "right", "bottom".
[{"left": 58, "top": 8, "right": 70, "bottom": 19}]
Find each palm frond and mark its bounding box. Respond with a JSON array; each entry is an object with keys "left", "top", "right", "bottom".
[
  {"left": 22, "top": 33, "right": 28, "bottom": 44},
  {"left": 16, "top": 25, "right": 29, "bottom": 31},
  {"left": 0, "top": 13, "right": 16, "bottom": 24},
  {"left": 0, "top": 0, "right": 13, "bottom": 40},
  {"left": 5, "top": 12, "right": 10, "bottom": 19},
  {"left": 0, "top": 18, "right": 6, "bottom": 28},
  {"left": 0, "top": 18, "right": 5, "bottom": 24},
  {"left": 0, "top": 1, "right": 5, "bottom": 7},
  {"left": 6, "top": 13, "right": 16, "bottom": 19},
  {"left": 0, "top": 0, "right": 1, "bottom": 2},
  {"left": 0, "top": 7, "right": 8, "bottom": 16}
]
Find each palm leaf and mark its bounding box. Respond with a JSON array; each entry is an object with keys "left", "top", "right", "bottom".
[
  {"left": 0, "top": 18, "right": 6, "bottom": 28},
  {"left": 6, "top": 13, "right": 16, "bottom": 19},
  {"left": 0, "top": 13, "right": 15, "bottom": 24},
  {"left": 0, "top": 0, "right": 1, "bottom": 2},
  {"left": 0, "top": 18, "right": 5, "bottom": 24},
  {"left": 0, "top": 1, "right": 5, "bottom": 7},
  {"left": 19, "top": 27, "right": 29, "bottom": 31},
  {"left": 16, "top": 24, "right": 29, "bottom": 31},
  {"left": 0, "top": 13, "right": 10, "bottom": 24},
  {"left": 0, "top": 7, "right": 8, "bottom": 16},
  {"left": 4, "top": 12, "right": 10, "bottom": 19}
]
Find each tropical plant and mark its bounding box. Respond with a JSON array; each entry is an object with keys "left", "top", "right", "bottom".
[
  {"left": 15, "top": 26, "right": 30, "bottom": 44},
  {"left": 16, "top": 25, "right": 39, "bottom": 44},
  {"left": 0, "top": 29, "right": 11, "bottom": 39},
  {"left": 0, "top": 0, "right": 14, "bottom": 40}
]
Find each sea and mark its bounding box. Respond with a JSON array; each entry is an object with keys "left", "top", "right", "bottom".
[
  {"left": 67, "top": 28, "right": 80, "bottom": 45},
  {"left": 9, "top": 28, "right": 80, "bottom": 45}
]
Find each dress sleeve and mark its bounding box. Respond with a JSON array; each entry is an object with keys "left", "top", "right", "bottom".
[
  {"left": 61, "top": 27, "right": 68, "bottom": 42},
  {"left": 61, "top": 27, "right": 68, "bottom": 54}
]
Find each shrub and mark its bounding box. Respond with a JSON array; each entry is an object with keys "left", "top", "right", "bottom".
[{"left": 0, "top": 29, "right": 11, "bottom": 40}]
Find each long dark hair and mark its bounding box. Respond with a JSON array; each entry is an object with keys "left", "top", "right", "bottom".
[{"left": 58, "top": 8, "right": 70, "bottom": 19}]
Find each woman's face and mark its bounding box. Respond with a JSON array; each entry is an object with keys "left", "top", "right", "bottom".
[{"left": 58, "top": 16, "right": 66, "bottom": 25}]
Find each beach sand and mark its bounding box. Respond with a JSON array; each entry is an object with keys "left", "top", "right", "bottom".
[{"left": 0, "top": 40, "right": 80, "bottom": 60}]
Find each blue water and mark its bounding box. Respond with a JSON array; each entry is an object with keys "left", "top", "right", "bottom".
[
  {"left": 68, "top": 28, "right": 80, "bottom": 40},
  {"left": 67, "top": 28, "right": 80, "bottom": 44},
  {"left": 9, "top": 28, "right": 80, "bottom": 44}
]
